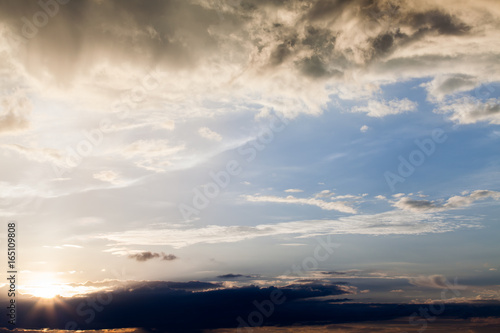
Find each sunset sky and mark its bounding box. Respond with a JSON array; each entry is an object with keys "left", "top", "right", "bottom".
[{"left": 0, "top": 0, "right": 499, "bottom": 332}]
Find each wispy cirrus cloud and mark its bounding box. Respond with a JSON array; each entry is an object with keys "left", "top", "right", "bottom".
[
  {"left": 0, "top": 143, "right": 64, "bottom": 164},
  {"left": 351, "top": 98, "right": 418, "bottom": 118},
  {"left": 243, "top": 193, "right": 357, "bottom": 214},
  {"left": 120, "top": 139, "right": 185, "bottom": 172},
  {"left": 97, "top": 210, "right": 480, "bottom": 249}
]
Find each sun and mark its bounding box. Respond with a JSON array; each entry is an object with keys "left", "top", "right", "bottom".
[
  {"left": 28, "top": 284, "right": 61, "bottom": 299},
  {"left": 20, "top": 272, "right": 102, "bottom": 299},
  {"left": 19, "top": 273, "right": 65, "bottom": 299}
]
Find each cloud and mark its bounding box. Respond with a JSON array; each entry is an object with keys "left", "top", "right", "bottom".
[
  {"left": 423, "top": 74, "right": 479, "bottom": 101},
  {"left": 284, "top": 189, "right": 303, "bottom": 193},
  {"left": 352, "top": 98, "right": 418, "bottom": 118},
  {"left": 0, "top": 143, "right": 64, "bottom": 164},
  {"left": 0, "top": 90, "right": 31, "bottom": 134},
  {"left": 217, "top": 274, "right": 252, "bottom": 279},
  {"left": 0, "top": 0, "right": 498, "bottom": 124},
  {"left": 437, "top": 97, "right": 500, "bottom": 124},
  {"left": 128, "top": 251, "right": 177, "bottom": 262},
  {"left": 62, "top": 244, "right": 83, "bottom": 249},
  {"left": 198, "top": 127, "right": 222, "bottom": 141},
  {"left": 76, "top": 216, "right": 105, "bottom": 226},
  {"left": 360, "top": 125, "right": 369, "bottom": 132},
  {"left": 393, "top": 190, "right": 500, "bottom": 212},
  {"left": 315, "top": 190, "right": 332, "bottom": 198},
  {"left": 93, "top": 170, "right": 121, "bottom": 184},
  {"left": 244, "top": 194, "right": 357, "bottom": 213},
  {"left": 97, "top": 210, "right": 480, "bottom": 248},
  {"left": 8, "top": 278, "right": 500, "bottom": 331},
  {"left": 161, "top": 119, "right": 175, "bottom": 130},
  {"left": 121, "top": 139, "right": 185, "bottom": 172},
  {"left": 409, "top": 275, "right": 466, "bottom": 290},
  {"left": 8, "top": 279, "right": 358, "bottom": 330}
]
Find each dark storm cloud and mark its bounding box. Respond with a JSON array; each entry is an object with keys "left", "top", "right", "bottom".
[
  {"left": 296, "top": 55, "right": 343, "bottom": 78},
  {"left": 0, "top": 0, "right": 479, "bottom": 86},
  {"left": 269, "top": 36, "right": 298, "bottom": 66},
  {"left": 130, "top": 280, "right": 222, "bottom": 291},
  {"left": 6, "top": 279, "right": 500, "bottom": 332},
  {"left": 304, "top": 0, "right": 360, "bottom": 22},
  {"left": 254, "top": 0, "right": 475, "bottom": 74},
  {"left": 7, "top": 280, "right": 352, "bottom": 331},
  {"left": 406, "top": 9, "right": 471, "bottom": 36},
  {"left": 0, "top": 0, "right": 226, "bottom": 84},
  {"left": 128, "top": 251, "right": 177, "bottom": 262}
]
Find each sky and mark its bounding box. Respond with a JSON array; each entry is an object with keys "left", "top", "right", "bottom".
[{"left": 0, "top": 0, "right": 500, "bottom": 332}]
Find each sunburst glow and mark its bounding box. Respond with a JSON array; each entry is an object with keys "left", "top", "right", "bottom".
[
  {"left": 19, "top": 273, "right": 64, "bottom": 299},
  {"left": 19, "top": 273, "right": 105, "bottom": 299},
  {"left": 25, "top": 284, "right": 61, "bottom": 299}
]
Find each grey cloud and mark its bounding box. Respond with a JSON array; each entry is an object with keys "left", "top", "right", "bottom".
[
  {"left": 394, "top": 198, "right": 438, "bottom": 211},
  {"left": 0, "top": 0, "right": 224, "bottom": 84},
  {"left": 296, "top": 55, "right": 343, "bottom": 78},
  {"left": 217, "top": 273, "right": 252, "bottom": 279},
  {"left": 438, "top": 97, "right": 500, "bottom": 124},
  {"left": 0, "top": 0, "right": 498, "bottom": 121},
  {"left": 425, "top": 74, "right": 479, "bottom": 101},
  {"left": 304, "top": 0, "right": 360, "bottom": 22},
  {"left": 372, "top": 33, "right": 395, "bottom": 55},
  {"left": 128, "top": 251, "right": 177, "bottom": 262},
  {"left": 406, "top": 9, "right": 471, "bottom": 36},
  {"left": 302, "top": 26, "right": 336, "bottom": 53},
  {"left": 269, "top": 36, "right": 298, "bottom": 66},
  {"left": 409, "top": 274, "right": 466, "bottom": 290},
  {"left": 394, "top": 190, "right": 500, "bottom": 212},
  {"left": 162, "top": 253, "right": 178, "bottom": 261}
]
